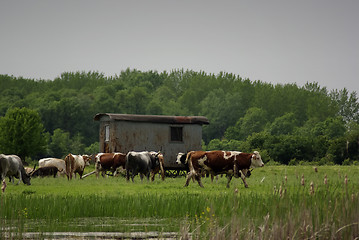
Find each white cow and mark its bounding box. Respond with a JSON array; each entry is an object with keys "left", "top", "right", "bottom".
[{"left": 38, "top": 158, "right": 67, "bottom": 176}]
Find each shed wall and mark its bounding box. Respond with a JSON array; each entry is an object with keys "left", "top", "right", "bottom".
[{"left": 98, "top": 121, "right": 203, "bottom": 169}]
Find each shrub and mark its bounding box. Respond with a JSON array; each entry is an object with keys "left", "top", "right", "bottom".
[
  {"left": 342, "top": 158, "right": 352, "bottom": 165},
  {"left": 288, "top": 158, "right": 297, "bottom": 166},
  {"left": 265, "top": 160, "right": 281, "bottom": 166}
]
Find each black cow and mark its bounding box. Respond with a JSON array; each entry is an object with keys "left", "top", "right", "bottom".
[
  {"left": 31, "top": 166, "right": 59, "bottom": 178},
  {"left": 125, "top": 151, "right": 162, "bottom": 182},
  {"left": 0, "top": 154, "right": 31, "bottom": 185}
]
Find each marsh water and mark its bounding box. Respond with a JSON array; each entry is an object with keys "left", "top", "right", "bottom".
[{"left": 1, "top": 217, "right": 185, "bottom": 239}]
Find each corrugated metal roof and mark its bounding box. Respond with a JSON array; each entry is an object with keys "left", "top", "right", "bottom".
[{"left": 94, "top": 113, "right": 209, "bottom": 125}]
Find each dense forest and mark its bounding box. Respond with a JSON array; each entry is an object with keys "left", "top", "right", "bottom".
[{"left": 0, "top": 69, "right": 358, "bottom": 165}]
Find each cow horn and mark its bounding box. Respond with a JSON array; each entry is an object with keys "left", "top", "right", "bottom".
[{"left": 30, "top": 164, "right": 37, "bottom": 175}]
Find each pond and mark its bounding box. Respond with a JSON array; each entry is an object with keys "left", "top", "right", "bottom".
[{"left": 1, "top": 217, "right": 188, "bottom": 239}]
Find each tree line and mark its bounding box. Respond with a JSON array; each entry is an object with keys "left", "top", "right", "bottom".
[{"left": 0, "top": 69, "right": 358, "bottom": 165}]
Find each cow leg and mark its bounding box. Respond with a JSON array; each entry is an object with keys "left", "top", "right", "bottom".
[
  {"left": 226, "top": 174, "right": 233, "bottom": 188},
  {"left": 195, "top": 174, "right": 204, "bottom": 188},
  {"left": 234, "top": 163, "right": 239, "bottom": 178},
  {"left": 240, "top": 170, "right": 249, "bottom": 188},
  {"left": 70, "top": 160, "right": 75, "bottom": 180},
  {"left": 78, "top": 170, "right": 84, "bottom": 179},
  {"left": 67, "top": 170, "right": 73, "bottom": 180},
  {"left": 17, "top": 170, "right": 22, "bottom": 185},
  {"left": 185, "top": 170, "right": 196, "bottom": 187},
  {"left": 140, "top": 173, "right": 147, "bottom": 182},
  {"left": 131, "top": 170, "right": 136, "bottom": 182}
]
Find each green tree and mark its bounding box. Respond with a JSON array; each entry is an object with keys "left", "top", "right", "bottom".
[
  {"left": 70, "top": 133, "right": 86, "bottom": 154},
  {"left": 92, "top": 86, "right": 117, "bottom": 113},
  {"left": 48, "top": 128, "right": 71, "bottom": 158},
  {"left": 327, "top": 137, "right": 347, "bottom": 164},
  {"left": 330, "top": 88, "right": 359, "bottom": 123},
  {"left": 116, "top": 87, "right": 149, "bottom": 114},
  {"left": 200, "top": 89, "right": 247, "bottom": 142},
  {"left": 85, "top": 142, "right": 100, "bottom": 155},
  {"left": 304, "top": 82, "right": 337, "bottom": 122},
  {"left": 346, "top": 122, "right": 359, "bottom": 161},
  {"left": 0, "top": 107, "right": 46, "bottom": 162},
  {"left": 269, "top": 113, "right": 297, "bottom": 136},
  {"left": 225, "top": 107, "right": 268, "bottom": 141}
]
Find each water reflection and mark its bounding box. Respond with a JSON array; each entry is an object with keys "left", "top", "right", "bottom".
[{"left": 1, "top": 217, "right": 184, "bottom": 239}]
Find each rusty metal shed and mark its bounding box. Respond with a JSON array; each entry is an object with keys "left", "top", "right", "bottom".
[{"left": 94, "top": 113, "right": 209, "bottom": 169}]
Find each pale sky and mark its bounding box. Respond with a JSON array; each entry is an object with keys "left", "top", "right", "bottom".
[{"left": 1, "top": 1, "right": 358, "bottom": 94}]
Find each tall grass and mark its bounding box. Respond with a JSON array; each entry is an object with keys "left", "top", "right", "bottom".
[{"left": 1, "top": 166, "right": 359, "bottom": 239}]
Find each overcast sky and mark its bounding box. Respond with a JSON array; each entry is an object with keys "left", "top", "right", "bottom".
[{"left": 1, "top": 1, "right": 358, "bottom": 94}]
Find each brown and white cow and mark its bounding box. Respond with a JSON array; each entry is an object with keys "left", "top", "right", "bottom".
[
  {"left": 184, "top": 150, "right": 264, "bottom": 188},
  {"left": 149, "top": 151, "right": 165, "bottom": 181},
  {"left": 64, "top": 154, "right": 90, "bottom": 180},
  {"left": 82, "top": 152, "right": 126, "bottom": 179}
]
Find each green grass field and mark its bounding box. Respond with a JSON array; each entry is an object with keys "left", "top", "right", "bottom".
[{"left": 1, "top": 165, "right": 359, "bottom": 239}]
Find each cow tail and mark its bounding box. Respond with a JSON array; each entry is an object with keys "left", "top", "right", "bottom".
[
  {"left": 185, "top": 151, "right": 192, "bottom": 166},
  {"left": 65, "top": 154, "right": 71, "bottom": 180},
  {"left": 186, "top": 151, "right": 196, "bottom": 180},
  {"left": 183, "top": 151, "right": 196, "bottom": 185},
  {"left": 160, "top": 158, "right": 165, "bottom": 181}
]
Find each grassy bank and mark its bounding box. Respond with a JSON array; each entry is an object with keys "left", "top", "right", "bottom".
[{"left": 1, "top": 165, "right": 359, "bottom": 239}]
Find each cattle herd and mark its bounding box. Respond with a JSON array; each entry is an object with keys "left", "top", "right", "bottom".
[{"left": 0, "top": 150, "right": 264, "bottom": 188}]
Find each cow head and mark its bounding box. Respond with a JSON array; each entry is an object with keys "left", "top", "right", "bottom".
[
  {"left": 250, "top": 151, "right": 264, "bottom": 168},
  {"left": 176, "top": 153, "right": 186, "bottom": 165},
  {"left": 27, "top": 164, "right": 36, "bottom": 175},
  {"left": 21, "top": 169, "right": 31, "bottom": 185},
  {"left": 82, "top": 155, "right": 91, "bottom": 166}
]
